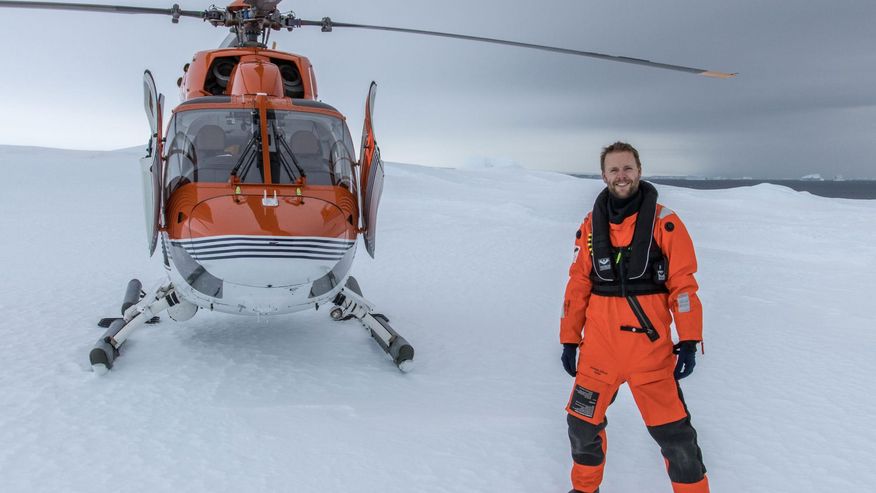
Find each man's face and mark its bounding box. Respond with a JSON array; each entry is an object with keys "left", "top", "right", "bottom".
[{"left": 602, "top": 151, "right": 642, "bottom": 199}]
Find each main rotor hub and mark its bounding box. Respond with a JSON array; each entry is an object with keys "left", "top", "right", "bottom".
[{"left": 202, "top": 0, "right": 313, "bottom": 47}]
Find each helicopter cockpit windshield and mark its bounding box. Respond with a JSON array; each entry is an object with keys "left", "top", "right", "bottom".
[{"left": 164, "top": 108, "right": 356, "bottom": 197}]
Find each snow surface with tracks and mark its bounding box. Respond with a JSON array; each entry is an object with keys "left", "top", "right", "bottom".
[{"left": 1, "top": 146, "right": 875, "bottom": 492}]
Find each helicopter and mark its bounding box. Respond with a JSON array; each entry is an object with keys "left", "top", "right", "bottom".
[{"left": 0, "top": 0, "right": 734, "bottom": 375}]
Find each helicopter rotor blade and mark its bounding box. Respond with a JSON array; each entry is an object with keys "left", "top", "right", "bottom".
[
  {"left": 298, "top": 18, "right": 736, "bottom": 79},
  {"left": 0, "top": 1, "right": 204, "bottom": 21},
  {"left": 0, "top": 1, "right": 736, "bottom": 77},
  {"left": 219, "top": 30, "right": 238, "bottom": 48}
]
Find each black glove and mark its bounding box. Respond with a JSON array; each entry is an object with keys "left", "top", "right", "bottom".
[
  {"left": 673, "top": 341, "right": 698, "bottom": 380},
  {"left": 561, "top": 343, "right": 578, "bottom": 377}
]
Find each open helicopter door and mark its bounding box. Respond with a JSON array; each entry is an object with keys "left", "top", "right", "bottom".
[
  {"left": 359, "top": 81, "right": 384, "bottom": 258},
  {"left": 140, "top": 70, "right": 164, "bottom": 256}
]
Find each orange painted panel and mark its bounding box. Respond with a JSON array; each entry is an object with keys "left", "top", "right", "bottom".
[
  {"left": 229, "top": 56, "right": 284, "bottom": 97},
  {"left": 179, "top": 48, "right": 316, "bottom": 101},
  {"left": 164, "top": 183, "right": 358, "bottom": 242}
]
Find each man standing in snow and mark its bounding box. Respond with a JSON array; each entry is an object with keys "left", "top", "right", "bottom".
[{"left": 560, "top": 142, "right": 709, "bottom": 493}]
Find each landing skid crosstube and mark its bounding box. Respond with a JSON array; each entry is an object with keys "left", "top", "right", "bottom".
[
  {"left": 329, "top": 276, "right": 414, "bottom": 372},
  {"left": 90, "top": 277, "right": 414, "bottom": 373}
]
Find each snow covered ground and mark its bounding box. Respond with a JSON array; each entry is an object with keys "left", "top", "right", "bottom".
[{"left": 1, "top": 145, "right": 875, "bottom": 492}]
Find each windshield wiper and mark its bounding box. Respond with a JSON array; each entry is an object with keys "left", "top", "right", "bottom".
[
  {"left": 229, "top": 135, "right": 258, "bottom": 181},
  {"left": 274, "top": 124, "right": 307, "bottom": 182}
]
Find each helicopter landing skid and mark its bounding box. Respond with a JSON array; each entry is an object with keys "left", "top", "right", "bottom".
[
  {"left": 329, "top": 277, "right": 415, "bottom": 372},
  {"left": 89, "top": 280, "right": 178, "bottom": 374}
]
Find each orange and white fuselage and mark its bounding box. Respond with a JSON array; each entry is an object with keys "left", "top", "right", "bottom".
[
  {"left": 156, "top": 88, "right": 362, "bottom": 315},
  {"left": 161, "top": 183, "right": 359, "bottom": 315},
  {"left": 90, "top": 43, "right": 409, "bottom": 373}
]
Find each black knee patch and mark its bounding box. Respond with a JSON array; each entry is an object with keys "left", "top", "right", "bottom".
[
  {"left": 647, "top": 416, "right": 706, "bottom": 483},
  {"left": 567, "top": 413, "right": 606, "bottom": 467}
]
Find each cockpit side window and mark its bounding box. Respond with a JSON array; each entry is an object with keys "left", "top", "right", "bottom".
[
  {"left": 336, "top": 123, "right": 357, "bottom": 194},
  {"left": 164, "top": 130, "right": 196, "bottom": 197}
]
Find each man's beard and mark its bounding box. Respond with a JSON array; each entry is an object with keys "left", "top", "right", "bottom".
[{"left": 608, "top": 180, "right": 639, "bottom": 198}]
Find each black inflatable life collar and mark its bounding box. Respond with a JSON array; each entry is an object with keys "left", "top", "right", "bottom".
[{"left": 590, "top": 180, "right": 658, "bottom": 281}]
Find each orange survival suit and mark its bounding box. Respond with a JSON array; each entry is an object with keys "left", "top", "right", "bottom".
[{"left": 561, "top": 181, "right": 709, "bottom": 493}]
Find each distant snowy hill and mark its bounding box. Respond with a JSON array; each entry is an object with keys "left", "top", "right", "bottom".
[{"left": 1, "top": 145, "right": 874, "bottom": 493}]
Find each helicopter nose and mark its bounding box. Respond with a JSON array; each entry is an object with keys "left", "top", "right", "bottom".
[
  {"left": 178, "top": 192, "right": 357, "bottom": 288},
  {"left": 179, "top": 235, "right": 355, "bottom": 288}
]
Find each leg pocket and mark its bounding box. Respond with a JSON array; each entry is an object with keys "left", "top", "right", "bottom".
[{"left": 567, "top": 371, "right": 617, "bottom": 424}]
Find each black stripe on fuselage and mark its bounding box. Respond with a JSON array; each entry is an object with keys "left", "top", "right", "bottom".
[
  {"left": 181, "top": 243, "right": 352, "bottom": 253},
  {"left": 193, "top": 253, "right": 347, "bottom": 261},
  {"left": 177, "top": 237, "right": 355, "bottom": 247},
  {"left": 186, "top": 247, "right": 348, "bottom": 256}
]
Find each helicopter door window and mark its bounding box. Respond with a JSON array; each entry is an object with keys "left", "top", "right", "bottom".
[
  {"left": 330, "top": 137, "right": 355, "bottom": 191},
  {"left": 164, "top": 130, "right": 197, "bottom": 196},
  {"left": 330, "top": 118, "right": 356, "bottom": 192},
  {"left": 339, "top": 124, "right": 357, "bottom": 194}
]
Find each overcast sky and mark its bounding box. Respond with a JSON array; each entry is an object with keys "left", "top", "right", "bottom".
[{"left": 1, "top": 0, "right": 874, "bottom": 178}]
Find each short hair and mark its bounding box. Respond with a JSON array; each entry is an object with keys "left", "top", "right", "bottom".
[{"left": 600, "top": 141, "right": 641, "bottom": 172}]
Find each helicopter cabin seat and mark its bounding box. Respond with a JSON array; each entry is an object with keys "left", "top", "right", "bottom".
[
  {"left": 193, "top": 124, "right": 235, "bottom": 182},
  {"left": 289, "top": 130, "right": 332, "bottom": 185}
]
